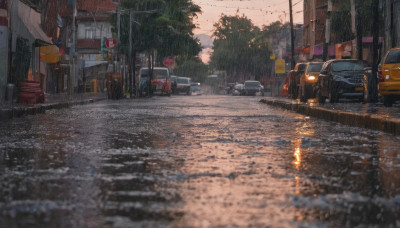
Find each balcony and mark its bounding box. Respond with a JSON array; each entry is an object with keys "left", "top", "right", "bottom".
[{"left": 77, "top": 39, "right": 101, "bottom": 49}]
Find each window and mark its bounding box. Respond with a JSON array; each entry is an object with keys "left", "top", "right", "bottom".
[
  {"left": 384, "top": 49, "right": 400, "bottom": 64},
  {"left": 307, "top": 63, "right": 323, "bottom": 73},
  {"left": 332, "top": 61, "right": 363, "bottom": 72},
  {"left": 85, "top": 28, "right": 94, "bottom": 39}
]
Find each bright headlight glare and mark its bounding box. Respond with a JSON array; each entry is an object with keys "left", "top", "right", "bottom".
[{"left": 307, "top": 76, "right": 316, "bottom": 81}]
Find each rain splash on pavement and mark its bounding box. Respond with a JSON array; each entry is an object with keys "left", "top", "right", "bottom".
[{"left": 1, "top": 95, "right": 400, "bottom": 227}]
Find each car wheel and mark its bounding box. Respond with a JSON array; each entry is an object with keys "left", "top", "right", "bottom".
[
  {"left": 299, "top": 86, "right": 306, "bottom": 102},
  {"left": 328, "top": 86, "right": 337, "bottom": 103},
  {"left": 317, "top": 88, "right": 325, "bottom": 104},
  {"left": 289, "top": 83, "right": 296, "bottom": 99},
  {"left": 383, "top": 95, "right": 393, "bottom": 107}
]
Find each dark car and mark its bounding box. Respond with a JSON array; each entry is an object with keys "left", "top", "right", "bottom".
[
  {"left": 244, "top": 80, "right": 264, "bottom": 96},
  {"left": 232, "top": 84, "right": 245, "bottom": 96},
  {"left": 190, "top": 82, "right": 202, "bottom": 95},
  {"left": 315, "top": 59, "right": 367, "bottom": 104},
  {"left": 226, "top": 83, "right": 236, "bottom": 94},
  {"left": 176, "top": 77, "right": 191, "bottom": 95},
  {"left": 288, "top": 63, "right": 307, "bottom": 99}
]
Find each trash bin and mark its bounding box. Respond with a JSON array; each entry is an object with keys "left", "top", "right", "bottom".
[{"left": 6, "top": 83, "right": 15, "bottom": 103}]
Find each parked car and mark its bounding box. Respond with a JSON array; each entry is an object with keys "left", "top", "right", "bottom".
[
  {"left": 232, "top": 84, "right": 245, "bottom": 96},
  {"left": 226, "top": 83, "right": 236, "bottom": 94},
  {"left": 244, "top": 80, "right": 264, "bottom": 96},
  {"left": 190, "top": 82, "right": 202, "bottom": 95},
  {"left": 170, "top": 75, "right": 178, "bottom": 95},
  {"left": 288, "top": 63, "right": 307, "bottom": 99},
  {"left": 176, "top": 77, "right": 191, "bottom": 95},
  {"left": 315, "top": 59, "right": 367, "bottom": 104},
  {"left": 379, "top": 47, "right": 400, "bottom": 107},
  {"left": 139, "top": 67, "right": 172, "bottom": 96},
  {"left": 138, "top": 77, "right": 149, "bottom": 97},
  {"left": 298, "top": 62, "right": 323, "bottom": 102}
]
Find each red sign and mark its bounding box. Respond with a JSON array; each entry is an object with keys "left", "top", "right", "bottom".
[
  {"left": 163, "top": 56, "right": 174, "bottom": 67},
  {"left": 106, "top": 38, "right": 116, "bottom": 49}
]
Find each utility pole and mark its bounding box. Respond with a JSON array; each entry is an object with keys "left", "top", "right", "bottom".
[
  {"left": 289, "top": 0, "right": 295, "bottom": 69},
  {"left": 323, "top": 0, "right": 332, "bottom": 61},
  {"left": 116, "top": 3, "right": 120, "bottom": 73},
  {"left": 355, "top": 0, "right": 362, "bottom": 60},
  {"left": 351, "top": 0, "right": 362, "bottom": 60},
  {"left": 69, "top": 0, "right": 77, "bottom": 98},
  {"left": 128, "top": 8, "right": 133, "bottom": 98},
  {"left": 0, "top": 0, "right": 9, "bottom": 102},
  {"left": 369, "top": 0, "right": 379, "bottom": 103}
]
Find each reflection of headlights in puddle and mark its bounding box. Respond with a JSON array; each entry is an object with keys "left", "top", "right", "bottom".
[{"left": 294, "top": 147, "right": 301, "bottom": 167}]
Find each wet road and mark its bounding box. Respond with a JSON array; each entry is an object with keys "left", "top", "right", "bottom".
[{"left": 1, "top": 95, "right": 400, "bottom": 227}]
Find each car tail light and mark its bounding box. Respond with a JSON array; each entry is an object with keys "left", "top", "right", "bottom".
[{"left": 378, "top": 69, "right": 384, "bottom": 82}]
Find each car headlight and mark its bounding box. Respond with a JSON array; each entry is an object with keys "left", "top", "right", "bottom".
[{"left": 306, "top": 75, "right": 316, "bottom": 81}]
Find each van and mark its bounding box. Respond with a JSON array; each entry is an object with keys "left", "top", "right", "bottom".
[{"left": 139, "top": 67, "right": 172, "bottom": 96}]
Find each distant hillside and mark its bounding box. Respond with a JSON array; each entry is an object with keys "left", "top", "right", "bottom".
[{"left": 194, "top": 34, "right": 214, "bottom": 48}]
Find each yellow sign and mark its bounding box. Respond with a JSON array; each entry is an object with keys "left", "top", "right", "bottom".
[
  {"left": 270, "top": 53, "right": 276, "bottom": 60},
  {"left": 275, "top": 59, "right": 285, "bottom": 74}
]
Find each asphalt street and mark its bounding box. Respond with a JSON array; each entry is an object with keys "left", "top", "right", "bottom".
[{"left": 1, "top": 95, "right": 400, "bottom": 227}]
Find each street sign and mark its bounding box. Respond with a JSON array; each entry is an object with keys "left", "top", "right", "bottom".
[
  {"left": 275, "top": 59, "right": 285, "bottom": 74},
  {"left": 106, "top": 38, "right": 116, "bottom": 49},
  {"left": 163, "top": 56, "right": 174, "bottom": 67}
]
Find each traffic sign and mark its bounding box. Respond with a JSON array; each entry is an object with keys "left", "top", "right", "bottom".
[
  {"left": 106, "top": 38, "right": 116, "bottom": 49},
  {"left": 163, "top": 56, "right": 174, "bottom": 67},
  {"left": 275, "top": 59, "right": 285, "bottom": 74}
]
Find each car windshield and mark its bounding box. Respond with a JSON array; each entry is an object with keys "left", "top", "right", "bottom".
[
  {"left": 384, "top": 49, "right": 400, "bottom": 64},
  {"left": 245, "top": 81, "right": 260, "bottom": 87},
  {"left": 234, "top": 84, "right": 243, "bottom": 89},
  {"left": 332, "top": 61, "right": 364, "bottom": 72},
  {"left": 177, "top": 78, "right": 189, "bottom": 84},
  {"left": 307, "top": 63, "right": 323, "bottom": 73},
  {"left": 298, "top": 64, "right": 307, "bottom": 72},
  {"left": 141, "top": 69, "right": 168, "bottom": 79}
]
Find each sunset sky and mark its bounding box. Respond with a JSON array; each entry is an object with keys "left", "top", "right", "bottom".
[{"left": 192, "top": 0, "right": 304, "bottom": 35}]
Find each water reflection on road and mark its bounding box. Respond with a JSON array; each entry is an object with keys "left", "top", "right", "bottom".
[{"left": 1, "top": 95, "right": 400, "bottom": 227}]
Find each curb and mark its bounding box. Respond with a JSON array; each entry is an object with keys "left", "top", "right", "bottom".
[
  {"left": 260, "top": 98, "right": 400, "bottom": 136},
  {"left": 0, "top": 98, "right": 106, "bottom": 121}
]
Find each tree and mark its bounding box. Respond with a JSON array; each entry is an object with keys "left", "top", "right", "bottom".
[
  {"left": 174, "top": 59, "right": 209, "bottom": 83},
  {"left": 210, "top": 14, "right": 272, "bottom": 82},
  {"left": 114, "top": 0, "right": 201, "bottom": 64}
]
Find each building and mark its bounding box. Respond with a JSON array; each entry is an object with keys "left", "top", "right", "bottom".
[
  {"left": 383, "top": 0, "right": 400, "bottom": 53},
  {"left": 59, "top": 0, "right": 118, "bottom": 93},
  {"left": 302, "top": 0, "right": 388, "bottom": 64}
]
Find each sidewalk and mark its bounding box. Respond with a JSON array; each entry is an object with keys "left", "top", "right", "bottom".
[
  {"left": 0, "top": 92, "right": 107, "bottom": 121},
  {"left": 260, "top": 97, "right": 400, "bottom": 136}
]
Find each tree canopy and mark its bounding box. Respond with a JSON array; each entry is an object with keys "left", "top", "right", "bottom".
[
  {"left": 114, "top": 0, "right": 202, "bottom": 65},
  {"left": 210, "top": 14, "right": 272, "bottom": 82}
]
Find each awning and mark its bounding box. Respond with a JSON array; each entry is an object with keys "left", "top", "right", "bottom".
[
  {"left": 40, "top": 45, "right": 60, "bottom": 63},
  {"left": 10, "top": 1, "right": 52, "bottom": 46},
  {"left": 84, "top": 60, "right": 108, "bottom": 68}
]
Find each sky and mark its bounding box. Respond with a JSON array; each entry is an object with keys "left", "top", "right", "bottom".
[
  {"left": 192, "top": 0, "right": 304, "bottom": 63},
  {"left": 192, "top": 0, "right": 304, "bottom": 35}
]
